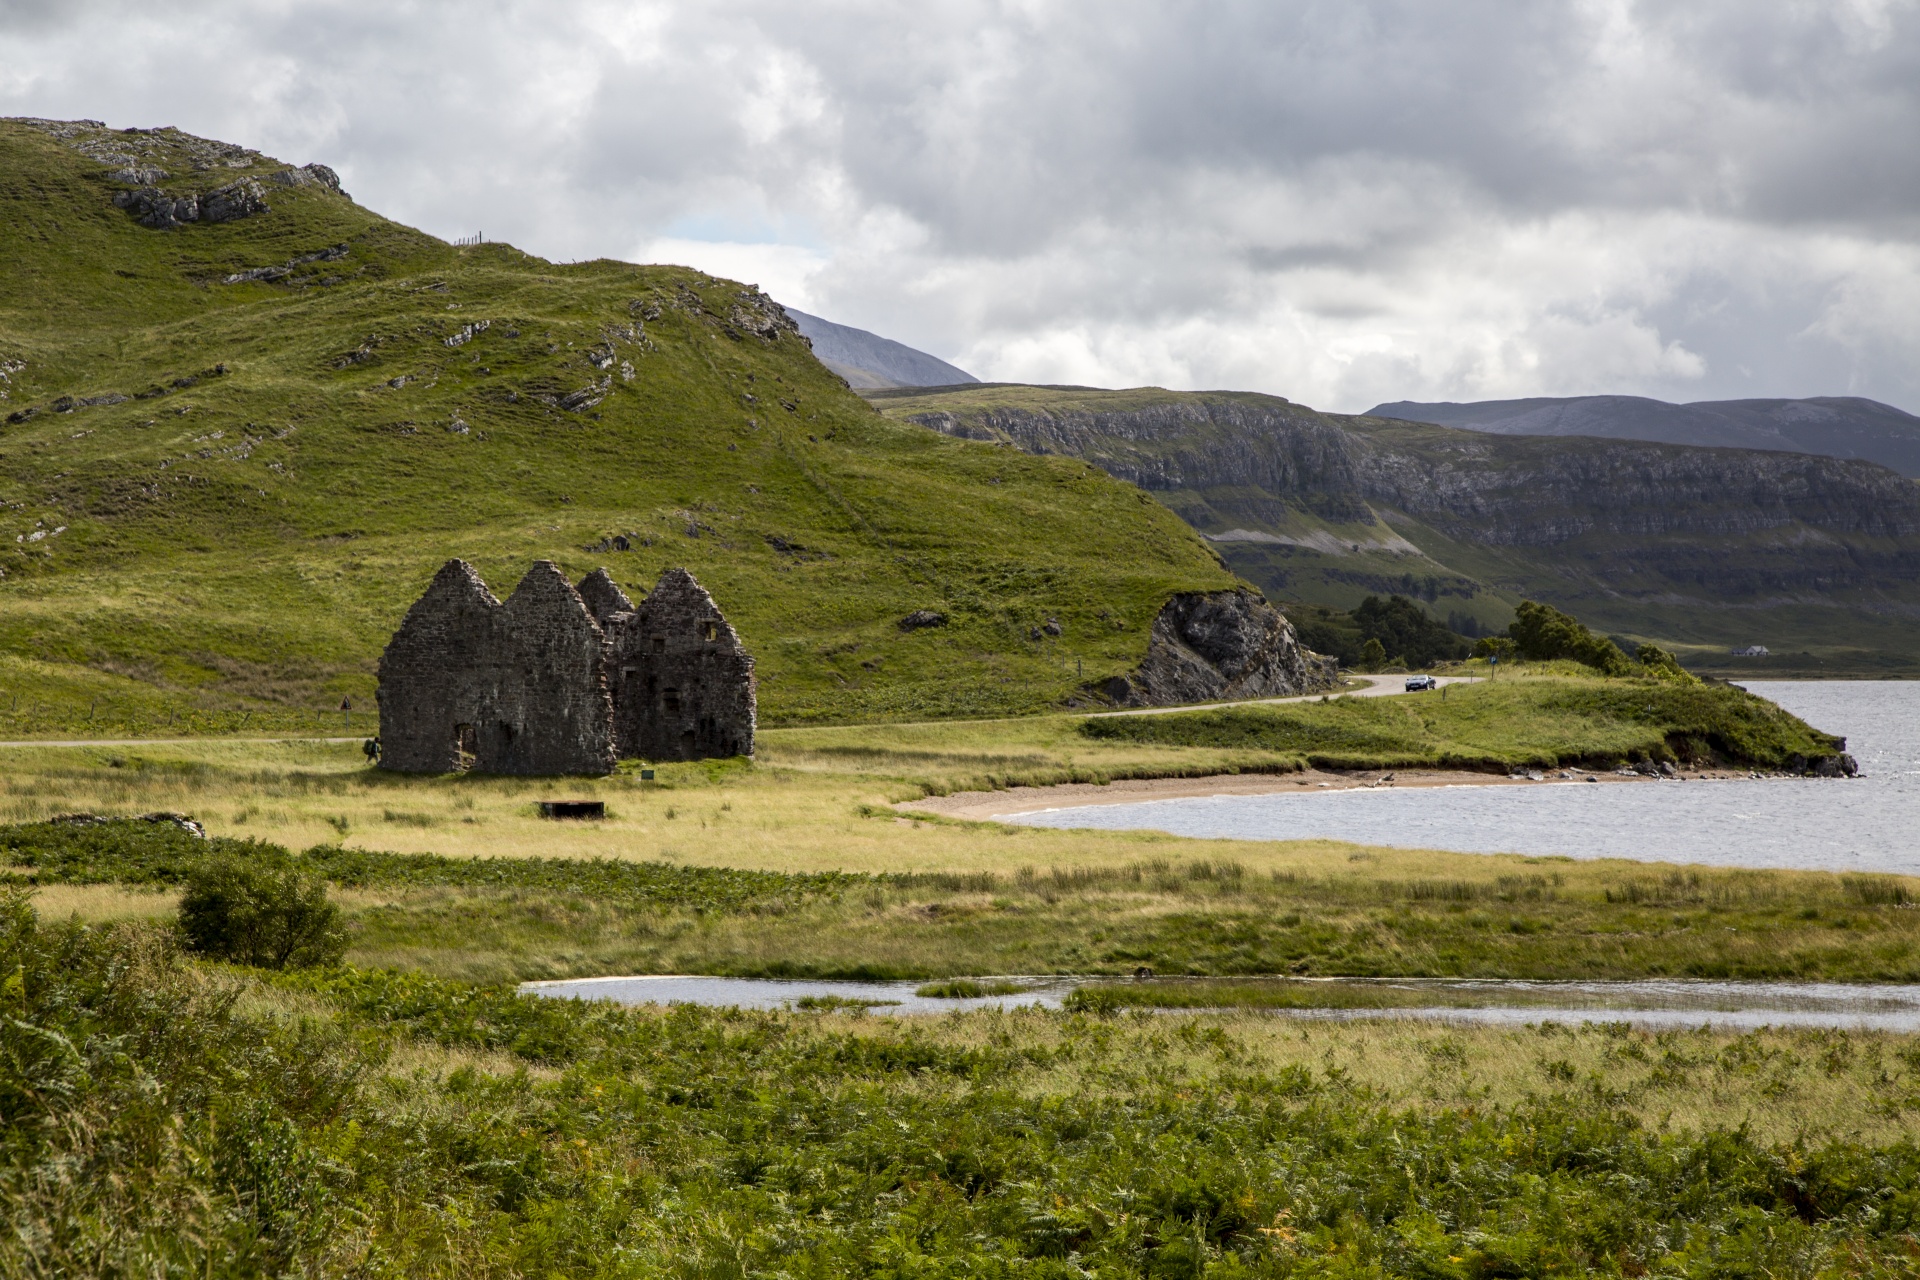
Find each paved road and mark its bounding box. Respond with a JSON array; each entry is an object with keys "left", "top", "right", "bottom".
[{"left": 1087, "top": 672, "right": 1474, "bottom": 717}]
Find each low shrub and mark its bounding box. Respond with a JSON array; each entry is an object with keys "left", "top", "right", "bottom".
[{"left": 178, "top": 856, "right": 345, "bottom": 970}]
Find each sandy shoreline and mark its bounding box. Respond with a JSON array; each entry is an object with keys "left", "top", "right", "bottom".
[{"left": 900, "top": 764, "right": 1764, "bottom": 822}]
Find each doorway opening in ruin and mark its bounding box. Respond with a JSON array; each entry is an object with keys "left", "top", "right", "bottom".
[
  {"left": 452, "top": 723, "right": 477, "bottom": 772},
  {"left": 680, "top": 729, "right": 696, "bottom": 757},
  {"left": 663, "top": 690, "right": 680, "bottom": 715}
]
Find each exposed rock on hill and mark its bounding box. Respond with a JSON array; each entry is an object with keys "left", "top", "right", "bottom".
[
  {"left": 115, "top": 179, "right": 270, "bottom": 229},
  {"left": 1105, "top": 588, "right": 1336, "bottom": 706}
]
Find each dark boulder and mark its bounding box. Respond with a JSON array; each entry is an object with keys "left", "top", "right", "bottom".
[{"left": 1103, "top": 588, "right": 1336, "bottom": 706}]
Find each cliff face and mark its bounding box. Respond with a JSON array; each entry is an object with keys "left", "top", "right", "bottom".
[
  {"left": 862, "top": 384, "right": 1920, "bottom": 667},
  {"left": 906, "top": 394, "right": 1919, "bottom": 544},
  {"left": 890, "top": 388, "right": 1920, "bottom": 602},
  {"left": 906, "top": 395, "right": 1373, "bottom": 521}
]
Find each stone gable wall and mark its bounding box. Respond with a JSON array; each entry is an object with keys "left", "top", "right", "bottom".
[
  {"left": 377, "top": 559, "right": 615, "bottom": 775},
  {"left": 604, "top": 568, "right": 757, "bottom": 761}
]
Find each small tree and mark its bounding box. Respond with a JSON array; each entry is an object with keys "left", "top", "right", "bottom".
[
  {"left": 178, "top": 856, "right": 345, "bottom": 969},
  {"left": 1507, "top": 601, "right": 1632, "bottom": 675},
  {"left": 1359, "top": 638, "right": 1387, "bottom": 672},
  {"left": 1473, "top": 636, "right": 1515, "bottom": 662}
]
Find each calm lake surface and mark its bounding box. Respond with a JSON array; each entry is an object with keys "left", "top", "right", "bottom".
[{"left": 1011, "top": 681, "right": 1920, "bottom": 874}]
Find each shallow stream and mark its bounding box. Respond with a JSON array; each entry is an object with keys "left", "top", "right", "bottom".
[{"left": 522, "top": 974, "right": 1920, "bottom": 1030}]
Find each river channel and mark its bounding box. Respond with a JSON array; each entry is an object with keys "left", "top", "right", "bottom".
[{"left": 521, "top": 974, "right": 1920, "bottom": 1030}]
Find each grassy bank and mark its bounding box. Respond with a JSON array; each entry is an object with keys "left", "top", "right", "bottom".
[
  {"left": 8, "top": 901, "right": 1920, "bottom": 1276},
  {"left": 1080, "top": 672, "right": 1848, "bottom": 772},
  {"left": 0, "top": 673, "right": 1897, "bottom": 983},
  {"left": 13, "top": 817, "right": 1920, "bottom": 985}
]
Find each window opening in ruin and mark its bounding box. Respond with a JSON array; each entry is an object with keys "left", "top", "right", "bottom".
[
  {"left": 663, "top": 690, "right": 681, "bottom": 715},
  {"left": 652, "top": 636, "right": 666, "bottom": 653},
  {"left": 621, "top": 666, "right": 636, "bottom": 680},
  {"left": 703, "top": 620, "right": 718, "bottom": 641},
  {"left": 452, "top": 723, "right": 478, "bottom": 772}
]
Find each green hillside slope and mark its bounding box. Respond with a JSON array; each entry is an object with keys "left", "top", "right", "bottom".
[
  {"left": 0, "top": 119, "right": 1235, "bottom": 733},
  {"left": 871, "top": 383, "right": 1920, "bottom": 674}
]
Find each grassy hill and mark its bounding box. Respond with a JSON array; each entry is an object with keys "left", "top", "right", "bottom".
[
  {"left": 871, "top": 383, "right": 1920, "bottom": 675},
  {"left": 0, "top": 119, "right": 1236, "bottom": 734}
]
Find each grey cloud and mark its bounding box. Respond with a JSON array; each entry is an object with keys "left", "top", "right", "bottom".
[{"left": 0, "top": 0, "right": 1916, "bottom": 411}]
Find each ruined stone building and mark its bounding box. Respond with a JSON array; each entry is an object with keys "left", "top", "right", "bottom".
[{"left": 376, "top": 561, "right": 755, "bottom": 775}]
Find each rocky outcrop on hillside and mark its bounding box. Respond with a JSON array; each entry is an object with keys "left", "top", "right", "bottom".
[
  {"left": 10, "top": 117, "right": 346, "bottom": 230},
  {"left": 1103, "top": 588, "right": 1337, "bottom": 706},
  {"left": 114, "top": 179, "right": 271, "bottom": 229}
]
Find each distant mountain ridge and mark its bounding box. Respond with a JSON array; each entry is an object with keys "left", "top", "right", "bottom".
[
  {"left": 786, "top": 308, "right": 978, "bottom": 389},
  {"left": 1369, "top": 395, "right": 1920, "bottom": 479},
  {"left": 870, "top": 384, "right": 1920, "bottom": 673}
]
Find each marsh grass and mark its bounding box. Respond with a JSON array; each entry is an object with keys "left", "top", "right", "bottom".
[
  {"left": 11, "top": 903, "right": 1920, "bottom": 1277},
  {"left": 9, "top": 727, "right": 1920, "bottom": 985},
  {"left": 915, "top": 978, "right": 1026, "bottom": 998}
]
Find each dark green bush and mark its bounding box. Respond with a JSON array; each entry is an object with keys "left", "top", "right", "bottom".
[
  {"left": 1352, "top": 594, "right": 1471, "bottom": 667},
  {"left": 1635, "top": 641, "right": 1697, "bottom": 681},
  {"left": 1509, "top": 600, "right": 1633, "bottom": 674},
  {"left": 178, "top": 856, "right": 345, "bottom": 970}
]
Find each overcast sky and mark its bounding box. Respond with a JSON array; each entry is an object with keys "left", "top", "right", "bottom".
[{"left": 4, "top": 1, "right": 1918, "bottom": 413}]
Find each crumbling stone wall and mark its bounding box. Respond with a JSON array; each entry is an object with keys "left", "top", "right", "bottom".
[
  {"left": 601, "top": 568, "right": 757, "bottom": 761},
  {"left": 377, "top": 560, "right": 616, "bottom": 775}
]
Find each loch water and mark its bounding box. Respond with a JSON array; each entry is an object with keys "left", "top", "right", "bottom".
[{"left": 1009, "top": 681, "right": 1919, "bottom": 875}]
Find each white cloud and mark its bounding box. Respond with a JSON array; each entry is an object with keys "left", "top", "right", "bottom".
[
  {"left": 632, "top": 237, "right": 830, "bottom": 310},
  {"left": 1, "top": 0, "right": 1917, "bottom": 412}
]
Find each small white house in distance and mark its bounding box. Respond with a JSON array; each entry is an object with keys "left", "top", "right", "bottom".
[{"left": 1730, "top": 645, "right": 1770, "bottom": 657}]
